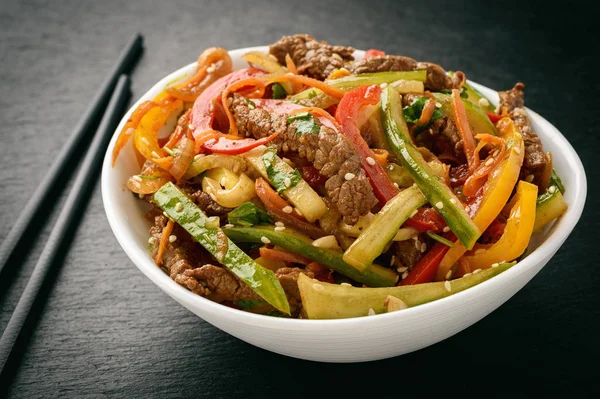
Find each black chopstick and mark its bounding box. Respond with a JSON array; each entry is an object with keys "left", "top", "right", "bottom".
[
  {"left": 0, "top": 75, "right": 131, "bottom": 376},
  {"left": 0, "top": 33, "right": 143, "bottom": 279}
]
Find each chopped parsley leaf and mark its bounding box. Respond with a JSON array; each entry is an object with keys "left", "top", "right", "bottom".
[
  {"left": 262, "top": 148, "right": 302, "bottom": 193},
  {"left": 227, "top": 202, "right": 273, "bottom": 227},
  {"left": 271, "top": 83, "right": 287, "bottom": 99},
  {"left": 286, "top": 112, "right": 319, "bottom": 135}
]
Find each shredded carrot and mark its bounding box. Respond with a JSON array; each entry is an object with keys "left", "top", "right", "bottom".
[
  {"left": 220, "top": 77, "right": 266, "bottom": 136},
  {"left": 288, "top": 106, "right": 341, "bottom": 131},
  {"left": 415, "top": 94, "right": 437, "bottom": 130},
  {"left": 264, "top": 73, "right": 345, "bottom": 99},
  {"left": 156, "top": 219, "right": 175, "bottom": 266},
  {"left": 451, "top": 89, "right": 478, "bottom": 174},
  {"left": 327, "top": 68, "right": 351, "bottom": 80},
  {"left": 285, "top": 54, "right": 298, "bottom": 75},
  {"left": 463, "top": 133, "right": 507, "bottom": 197}
]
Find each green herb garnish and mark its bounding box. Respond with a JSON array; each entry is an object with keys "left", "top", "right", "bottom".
[
  {"left": 228, "top": 202, "right": 274, "bottom": 227},
  {"left": 244, "top": 97, "right": 256, "bottom": 109},
  {"left": 262, "top": 148, "right": 302, "bottom": 193},
  {"left": 286, "top": 112, "right": 319, "bottom": 135},
  {"left": 402, "top": 97, "right": 444, "bottom": 125},
  {"left": 271, "top": 83, "right": 287, "bottom": 99}
]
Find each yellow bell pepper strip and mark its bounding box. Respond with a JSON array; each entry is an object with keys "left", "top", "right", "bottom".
[
  {"left": 298, "top": 261, "right": 516, "bottom": 319},
  {"left": 133, "top": 97, "right": 184, "bottom": 170},
  {"left": 462, "top": 181, "right": 537, "bottom": 271},
  {"left": 153, "top": 182, "right": 290, "bottom": 314},
  {"left": 223, "top": 226, "right": 398, "bottom": 287},
  {"left": 380, "top": 85, "right": 479, "bottom": 249},
  {"left": 435, "top": 117, "right": 525, "bottom": 281}
]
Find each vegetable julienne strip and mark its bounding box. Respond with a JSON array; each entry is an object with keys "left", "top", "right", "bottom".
[
  {"left": 380, "top": 86, "right": 480, "bottom": 249},
  {"left": 223, "top": 227, "right": 398, "bottom": 287},
  {"left": 435, "top": 117, "right": 524, "bottom": 281},
  {"left": 153, "top": 182, "right": 290, "bottom": 314},
  {"left": 298, "top": 262, "right": 516, "bottom": 319}
]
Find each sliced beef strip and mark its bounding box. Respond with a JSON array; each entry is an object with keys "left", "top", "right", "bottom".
[
  {"left": 392, "top": 234, "right": 431, "bottom": 271},
  {"left": 179, "top": 184, "right": 233, "bottom": 217},
  {"left": 498, "top": 83, "right": 547, "bottom": 185},
  {"left": 269, "top": 34, "right": 355, "bottom": 80},
  {"left": 231, "top": 94, "right": 377, "bottom": 224}
]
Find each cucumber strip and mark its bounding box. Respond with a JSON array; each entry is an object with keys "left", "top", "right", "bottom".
[{"left": 343, "top": 185, "right": 427, "bottom": 271}]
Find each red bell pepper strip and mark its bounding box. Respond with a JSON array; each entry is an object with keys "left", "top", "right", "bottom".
[
  {"left": 404, "top": 207, "right": 447, "bottom": 232},
  {"left": 365, "top": 49, "right": 386, "bottom": 59},
  {"left": 398, "top": 233, "right": 456, "bottom": 285},
  {"left": 486, "top": 111, "right": 502, "bottom": 124},
  {"left": 190, "top": 68, "right": 265, "bottom": 139},
  {"left": 335, "top": 85, "right": 399, "bottom": 204},
  {"left": 202, "top": 131, "right": 280, "bottom": 154}
]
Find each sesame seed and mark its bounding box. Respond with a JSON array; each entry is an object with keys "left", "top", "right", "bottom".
[
  {"left": 397, "top": 266, "right": 408, "bottom": 273},
  {"left": 284, "top": 177, "right": 291, "bottom": 187},
  {"left": 148, "top": 237, "right": 155, "bottom": 244},
  {"left": 526, "top": 174, "right": 534, "bottom": 182},
  {"left": 388, "top": 164, "right": 394, "bottom": 171},
  {"left": 493, "top": 149, "right": 500, "bottom": 157},
  {"left": 450, "top": 177, "right": 457, "bottom": 183},
  {"left": 168, "top": 235, "right": 177, "bottom": 243},
  {"left": 478, "top": 98, "right": 490, "bottom": 108},
  {"left": 435, "top": 201, "right": 444, "bottom": 209},
  {"left": 463, "top": 273, "right": 472, "bottom": 277},
  {"left": 312, "top": 283, "right": 324, "bottom": 291},
  {"left": 274, "top": 226, "right": 286, "bottom": 231},
  {"left": 368, "top": 308, "right": 376, "bottom": 316},
  {"left": 450, "top": 198, "right": 457, "bottom": 204},
  {"left": 275, "top": 221, "right": 285, "bottom": 227},
  {"left": 260, "top": 236, "right": 271, "bottom": 244},
  {"left": 340, "top": 282, "right": 352, "bottom": 287},
  {"left": 175, "top": 202, "right": 183, "bottom": 212},
  {"left": 465, "top": 205, "right": 471, "bottom": 213},
  {"left": 435, "top": 102, "right": 442, "bottom": 108},
  {"left": 485, "top": 158, "right": 494, "bottom": 166},
  {"left": 188, "top": 124, "right": 195, "bottom": 131},
  {"left": 491, "top": 263, "right": 499, "bottom": 268},
  {"left": 548, "top": 186, "right": 557, "bottom": 194},
  {"left": 366, "top": 157, "right": 376, "bottom": 166},
  {"left": 443, "top": 226, "right": 450, "bottom": 233},
  {"left": 401, "top": 271, "right": 409, "bottom": 279},
  {"left": 206, "top": 64, "right": 216, "bottom": 73},
  {"left": 380, "top": 82, "right": 388, "bottom": 89},
  {"left": 131, "top": 175, "right": 142, "bottom": 182},
  {"left": 282, "top": 206, "right": 293, "bottom": 214},
  {"left": 224, "top": 224, "right": 234, "bottom": 228},
  {"left": 445, "top": 270, "right": 452, "bottom": 280},
  {"left": 344, "top": 172, "right": 355, "bottom": 181},
  {"left": 393, "top": 182, "right": 399, "bottom": 188},
  {"left": 514, "top": 147, "right": 521, "bottom": 155},
  {"left": 473, "top": 268, "right": 482, "bottom": 274},
  {"left": 444, "top": 281, "right": 452, "bottom": 292},
  {"left": 414, "top": 239, "right": 421, "bottom": 249},
  {"left": 151, "top": 151, "right": 161, "bottom": 159},
  {"left": 162, "top": 211, "right": 168, "bottom": 217},
  {"left": 138, "top": 194, "right": 145, "bottom": 199},
  {"left": 421, "top": 243, "right": 427, "bottom": 252},
  {"left": 429, "top": 128, "right": 434, "bottom": 134},
  {"left": 141, "top": 137, "right": 150, "bottom": 145}
]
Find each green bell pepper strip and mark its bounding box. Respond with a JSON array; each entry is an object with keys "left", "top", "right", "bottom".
[
  {"left": 298, "top": 261, "right": 516, "bottom": 319},
  {"left": 380, "top": 86, "right": 480, "bottom": 249},
  {"left": 290, "top": 70, "right": 427, "bottom": 109},
  {"left": 223, "top": 226, "right": 398, "bottom": 287},
  {"left": 153, "top": 182, "right": 290, "bottom": 314}
]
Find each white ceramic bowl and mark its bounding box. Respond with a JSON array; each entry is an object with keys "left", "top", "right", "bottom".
[{"left": 101, "top": 46, "right": 587, "bottom": 362}]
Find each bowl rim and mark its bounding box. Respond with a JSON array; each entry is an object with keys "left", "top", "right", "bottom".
[{"left": 101, "top": 46, "right": 587, "bottom": 329}]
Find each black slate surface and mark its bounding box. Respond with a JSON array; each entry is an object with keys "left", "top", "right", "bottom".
[{"left": 0, "top": 0, "right": 598, "bottom": 397}]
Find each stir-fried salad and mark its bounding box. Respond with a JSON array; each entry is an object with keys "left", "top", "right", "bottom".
[{"left": 112, "top": 35, "right": 567, "bottom": 318}]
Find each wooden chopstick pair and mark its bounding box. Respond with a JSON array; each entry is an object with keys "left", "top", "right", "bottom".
[{"left": 0, "top": 33, "right": 144, "bottom": 377}]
